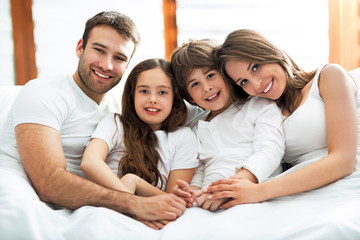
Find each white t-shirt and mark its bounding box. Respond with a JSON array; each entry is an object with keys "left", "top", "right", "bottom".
[
  {"left": 0, "top": 75, "right": 115, "bottom": 178},
  {"left": 91, "top": 113, "right": 199, "bottom": 190},
  {"left": 190, "top": 97, "right": 285, "bottom": 188}
]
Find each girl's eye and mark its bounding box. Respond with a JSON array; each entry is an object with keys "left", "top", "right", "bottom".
[
  {"left": 252, "top": 64, "right": 259, "bottom": 72},
  {"left": 159, "top": 90, "right": 167, "bottom": 95},
  {"left": 191, "top": 82, "right": 199, "bottom": 88},
  {"left": 139, "top": 89, "right": 148, "bottom": 94}
]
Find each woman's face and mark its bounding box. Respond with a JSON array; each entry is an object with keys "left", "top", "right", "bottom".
[{"left": 225, "top": 60, "right": 286, "bottom": 100}]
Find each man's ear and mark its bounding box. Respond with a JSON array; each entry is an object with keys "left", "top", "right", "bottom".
[{"left": 75, "top": 39, "right": 84, "bottom": 58}]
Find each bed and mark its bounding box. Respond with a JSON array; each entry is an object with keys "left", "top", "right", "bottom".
[{"left": 0, "top": 70, "right": 360, "bottom": 239}]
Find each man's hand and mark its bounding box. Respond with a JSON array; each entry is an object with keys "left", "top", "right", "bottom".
[{"left": 133, "top": 193, "right": 186, "bottom": 221}]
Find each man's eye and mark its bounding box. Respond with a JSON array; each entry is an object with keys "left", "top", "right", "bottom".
[
  {"left": 95, "top": 48, "right": 104, "bottom": 53},
  {"left": 115, "top": 56, "right": 126, "bottom": 62}
]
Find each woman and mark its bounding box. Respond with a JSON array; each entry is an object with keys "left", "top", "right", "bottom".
[{"left": 206, "top": 29, "right": 359, "bottom": 208}]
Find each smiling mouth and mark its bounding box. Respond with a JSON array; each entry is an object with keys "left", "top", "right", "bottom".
[
  {"left": 145, "top": 107, "right": 160, "bottom": 112},
  {"left": 206, "top": 91, "right": 220, "bottom": 101},
  {"left": 93, "top": 70, "right": 111, "bottom": 79},
  {"left": 263, "top": 80, "right": 273, "bottom": 93}
]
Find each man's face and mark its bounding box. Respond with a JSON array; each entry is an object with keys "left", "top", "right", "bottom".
[{"left": 75, "top": 25, "right": 135, "bottom": 103}]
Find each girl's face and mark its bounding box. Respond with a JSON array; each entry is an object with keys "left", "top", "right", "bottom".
[
  {"left": 186, "top": 68, "right": 232, "bottom": 114},
  {"left": 225, "top": 60, "right": 287, "bottom": 100},
  {"left": 134, "top": 68, "right": 174, "bottom": 131}
]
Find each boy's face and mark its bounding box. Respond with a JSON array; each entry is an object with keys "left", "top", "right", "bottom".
[{"left": 186, "top": 68, "right": 231, "bottom": 112}]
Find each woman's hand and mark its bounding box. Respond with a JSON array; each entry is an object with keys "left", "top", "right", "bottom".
[
  {"left": 195, "top": 191, "right": 229, "bottom": 212},
  {"left": 206, "top": 177, "right": 266, "bottom": 208}
]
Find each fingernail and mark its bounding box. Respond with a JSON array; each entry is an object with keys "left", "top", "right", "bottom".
[
  {"left": 202, "top": 187, "right": 208, "bottom": 192},
  {"left": 207, "top": 195, "right": 212, "bottom": 200}
]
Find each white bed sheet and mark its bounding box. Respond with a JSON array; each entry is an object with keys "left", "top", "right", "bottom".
[
  {"left": 1, "top": 166, "right": 359, "bottom": 240},
  {"left": 0, "top": 83, "right": 360, "bottom": 239}
]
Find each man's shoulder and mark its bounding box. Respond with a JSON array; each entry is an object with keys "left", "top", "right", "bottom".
[{"left": 24, "top": 75, "right": 72, "bottom": 90}]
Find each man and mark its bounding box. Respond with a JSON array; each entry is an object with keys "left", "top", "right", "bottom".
[{"left": 0, "top": 11, "right": 185, "bottom": 227}]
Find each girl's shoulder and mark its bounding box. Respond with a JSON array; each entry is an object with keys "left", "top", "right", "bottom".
[{"left": 167, "top": 126, "right": 196, "bottom": 141}]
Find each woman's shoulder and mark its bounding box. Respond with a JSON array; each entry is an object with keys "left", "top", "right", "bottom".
[
  {"left": 319, "top": 64, "right": 356, "bottom": 94},
  {"left": 320, "top": 63, "right": 347, "bottom": 76}
]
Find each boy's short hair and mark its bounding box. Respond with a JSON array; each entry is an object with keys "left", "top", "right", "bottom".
[{"left": 170, "top": 39, "right": 219, "bottom": 104}]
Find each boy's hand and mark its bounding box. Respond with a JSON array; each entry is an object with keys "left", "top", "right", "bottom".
[{"left": 173, "top": 179, "right": 196, "bottom": 208}]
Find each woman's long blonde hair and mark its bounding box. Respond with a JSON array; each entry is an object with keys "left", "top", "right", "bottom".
[
  {"left": 215, "top": 29, "right": 316, "bottom": 114},
  {"left": 118, "top": 58, "right": 187, "bottom": 189}
]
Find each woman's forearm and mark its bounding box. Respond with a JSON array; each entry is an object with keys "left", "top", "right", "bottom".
[{"left": 261, "top": 153, "right": 355, "bottom": 200}]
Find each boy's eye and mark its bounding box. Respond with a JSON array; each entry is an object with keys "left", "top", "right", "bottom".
[
  {"left": 252, "top": 64, "right": 259, "bottom": 71},
  {"left": 207, "top": 73, "right": 215, "bottom": 79}
]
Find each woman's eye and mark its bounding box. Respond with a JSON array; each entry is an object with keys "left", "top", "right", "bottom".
[
  {"left": 252, "top": 64, "right": 259, "bottom": 71},
  {"left": 240, "top": 79, "right": 248, "bottom": 86}
]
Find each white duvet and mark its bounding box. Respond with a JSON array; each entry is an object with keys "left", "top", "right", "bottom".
[{"left": 0, "top": 84, "right": 360, "bottom": 240}]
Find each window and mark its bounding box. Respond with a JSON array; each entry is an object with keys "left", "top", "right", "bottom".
[
  {"left": 0, "top": 0, "right": 15, "bottom": 85},
  {"left": 176, "top": 0, "right": 329, "bottom": 71}
]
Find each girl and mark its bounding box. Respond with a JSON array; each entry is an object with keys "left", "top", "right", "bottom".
[
  {"left": 170, "top": 39, "right": 285, "bottom": 211},
  {"left": 208, "top": 29, "right": 359, "bottom": 207},
  {"left": 81, "top": 58, "right": 198, "bottom": 228}
]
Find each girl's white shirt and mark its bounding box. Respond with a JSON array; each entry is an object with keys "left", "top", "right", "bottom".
[{"left": 91, "top": 113, "right": 199, "bottom": 190}]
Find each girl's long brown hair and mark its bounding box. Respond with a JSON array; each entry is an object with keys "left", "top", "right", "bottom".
[
  {"left": 215, "top": 29, "right": 317, "bottom": 114},
  {"left": 118, "top": 58, "right": 188, "bottom": 189}
]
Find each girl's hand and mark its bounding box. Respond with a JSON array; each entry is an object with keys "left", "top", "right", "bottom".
[{"left": 206, "top": 177, "right": 265, "bottom": 208}]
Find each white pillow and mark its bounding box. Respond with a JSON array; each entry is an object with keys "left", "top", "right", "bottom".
[{"left": 0, "top": 86, "right": 22, "bottom": 134}]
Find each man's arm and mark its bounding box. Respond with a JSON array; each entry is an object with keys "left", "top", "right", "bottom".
[{"left": 16, "top": 123, "right": 186, "bottom": 221}]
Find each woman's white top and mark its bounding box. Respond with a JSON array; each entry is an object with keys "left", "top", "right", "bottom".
[
  {"left": 282, "top": 65, "right": 360, "bottom": 173},
  {"left": 91, "top": 113, "right": 199, "bottom": 190}
]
